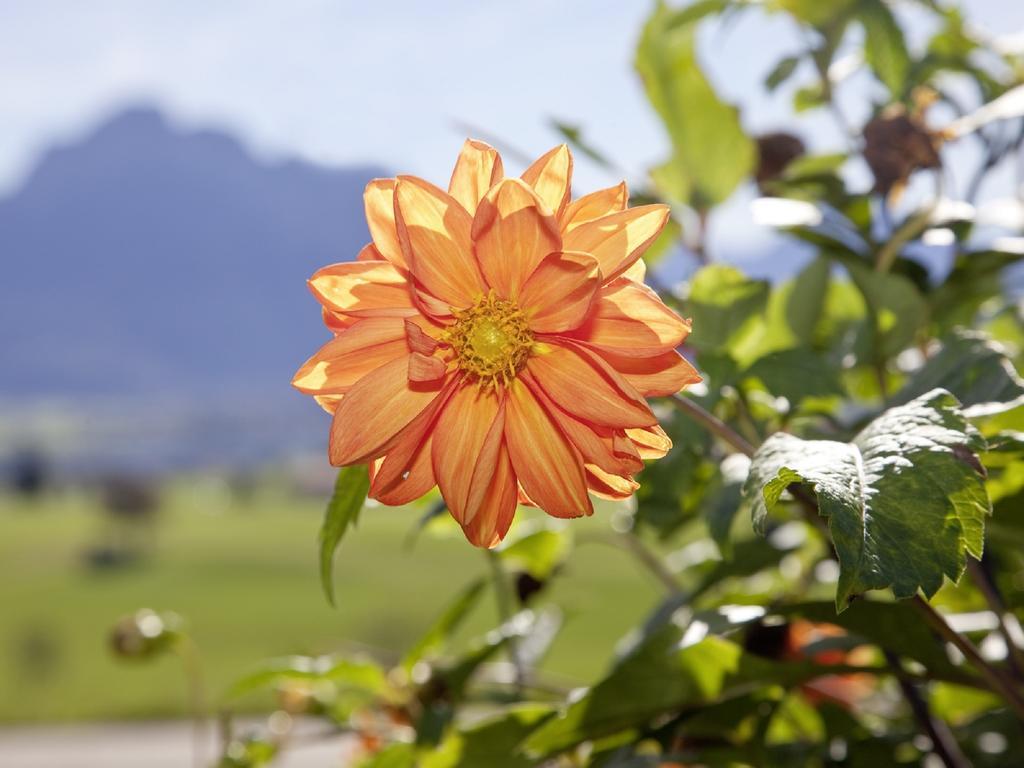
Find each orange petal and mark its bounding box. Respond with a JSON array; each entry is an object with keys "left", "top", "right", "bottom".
[
  {"left": 627, "top": 424, "right": 672, "bottom": 460},
  {"left": 315, "top": 394, "right": 343, "bottom": 414},
  {"left": 505, "top": 377, "right": 592, "bottom": 519},
  {"left": 356, "top": 243, "right": 383, "bottom": 262},
  {"left": 472, "top": 178, "right": 561, "bottom": 300},
  {"left": 594, "top": 348, "right": 702, "bottom": 397},
  {"left": 586, "top": 464, "right": 639, "bottom": 501},
  {"left": 409, "top": 352, "right": 446, "bottom": 382},
  {"left": 372, "top": 434, "right": 436, "bottom": 506},
  {"left": 460, "top": 441, "right": 518, "bottom": 548},
  {"left": 432, "top": 384, "right": 505, "bottom": 525},
  {"left": 329, "top": 356, "right": 448, "bottom": 465},
  {"left": 521, "top": 144, "right": 573, "bottom": 217},
  {"left": 309, "top": 261, "right": 417, "bottom": 319},
  {"left": 448, "top": 139, "right": 504, "bottom": 215},
  {"left": 394, "top": 175, "right": 484, "bottom": 309},
  {"left": 569, "top": 278, "right": 690, "bottom": 356},
  {"left": 527, "top": 342, "right": 656, "bottom": 428},
  {"left": 371, "top": 385, "right": 454, "bottom": 499},
  {"left": 562, "top": 182, "right": 628, "bottom": 233},
  {"left": 364, "top": 179, "right": 406, "bottom": 268},
  {"left": 531, "top": 383, "right": 642, "bottom": 476},
  {"left": 519, "top": 251, "right": 600, "bottom": 333},
  {"left": 563, "top": 204, "right": 669, "bottom": 282},
  {"left": 293, "top": 317, "right": 410, "bottom": 394},
  {"left": 405, "top": 319, "right": 440, "bottom": 355},
  {"left": 620, "top": 257, "right": 646, "bottom": 283}
]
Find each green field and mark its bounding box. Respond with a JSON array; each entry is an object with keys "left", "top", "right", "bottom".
[{"left": 0, "top": 478, "right": 661, "bottom": 722}]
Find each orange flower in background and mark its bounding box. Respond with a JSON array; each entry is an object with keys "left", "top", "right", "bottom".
[{"left": 293, "top": 140, "right": 700, "bottom": 546}]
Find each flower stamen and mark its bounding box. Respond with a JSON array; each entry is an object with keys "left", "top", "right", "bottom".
[{"left": 442, "top": 291, "right": 533, "bottom": 389}]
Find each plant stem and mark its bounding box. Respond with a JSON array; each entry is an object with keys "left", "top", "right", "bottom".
[
  {"left": 669, "top": 394, "right": 755, "bottom": 457},
  {"left": 967, "top": 558, "right": 1024, "bottom": 680},
  {"left": 885, "top": 650, "right": 971, "bottom": 768},
  {"left": 486, "top": 549, "right": 526, "bottom": 691},
  {"left": 618, "top": 531, "right": 684, "bottom": 596},
  {"left": 913, "top": 595, "right": 1024, "bottom": 722}
]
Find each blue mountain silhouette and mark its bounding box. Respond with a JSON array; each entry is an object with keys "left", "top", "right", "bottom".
[{"left": 0, "top": 106, "right": 388, "bottom": 469}]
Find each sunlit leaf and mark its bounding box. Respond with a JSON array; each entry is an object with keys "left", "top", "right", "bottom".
[
  {"left": 684, "top": 265, "right": 769, "bottom": 358},
  {"left": 319, "top": 465, "right": 370, "bottom": 606},
  {"left": 745, "top": 347, "right": 845, "bottom": 406},
  {"left": 636, "top": 2, "right": 755, "bottom": 207},
  {"left": 422, "top": 704, "right": 556, "bottom": 768},
  {"left": 499, "top": 529, "right": 570, "bottom": 580},
  {"left": 523, "top": 632, "right": 850, "bottom": 757},
  {"left": 744, "top": 389, "right": 989, "bottom": 609},
  {"left": 857, "top": 0, "right": 911, "bottom": 98},
  {"left": 765, "top": 55, "right": 802, "bottom": 92},
  {"left": 894, "top": 330, "right": 1024, "bottom": 417}
]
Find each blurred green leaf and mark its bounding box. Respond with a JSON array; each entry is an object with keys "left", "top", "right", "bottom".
[
  {"left": 773, "top": 0, "right": 858, "bottom": 28},
  {"left": 319, "top": 465, "right": 370, "bottom": 606},
  {"left": 550, "top": 121, "right": 614, "bottom": 169},
  {"left": 857, "top": 0, "right": 911, "bottom": 98},
  {"left": 228, "top": 655, "right": 388, "bottom": 699},
  {"left": 844, "top": 259, "right": 928, "bottom": 360},
  {"left": 499, "top": 529, "right": 570, "bottom": 580},
  {"left": 523, "top": 632, "right": 846, "bottom": 757},
  {"left": 358, "top": 743, "right": 415, "bottom": 768},
  {"left": 744, "top": 389, "right": 989, "bottom": 609},
  {"left": 401, "top": 579, "right": 486, "bottom": 674},
  {"left": 765, "top": 55, "right": 802, "bottom": 92},
  {"left": 745, "top": 348, "right": 845, "bottom": 406},
  {"left": 932, "top": 250, "right": 1024, "bottom": 330},
  {"left": 684, "top": 265, "right": 769, "bottom": 357},
  {"left": 636, "top": 2, "right": 755, "bottom": 206},
  {"left": 894, "top": 330, "right": 1024, "bottom": 417},
  {"left": 705, "top": 453, "right": 752, "bottom": 556},
  {"left": 422, "top": 704, "right": 556, "bottom": 768}
]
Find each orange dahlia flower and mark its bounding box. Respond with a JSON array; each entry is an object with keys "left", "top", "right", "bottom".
[{"left": 293, "top": 141, "right": 700, "bottom": 546}]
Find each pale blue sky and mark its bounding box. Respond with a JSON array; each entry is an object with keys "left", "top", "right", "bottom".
[{"left": 1, "top": 0, "right": 1021, "bottom": 269}]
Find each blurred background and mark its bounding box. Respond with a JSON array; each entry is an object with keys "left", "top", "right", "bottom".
[{"left": 1, "top": 0, "right": 1023, "bottom": 762}]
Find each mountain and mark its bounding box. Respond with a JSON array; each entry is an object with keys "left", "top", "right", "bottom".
[{"left": 0, "top": 106, "right": 389, "bottom": 470}]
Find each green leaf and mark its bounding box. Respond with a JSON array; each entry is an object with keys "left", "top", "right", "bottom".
[
  {"left": 773, "top": 0, "right": 858, "bottom": 28},
  {"left": 844, "top": 259, "right": 928, "bottom": 359},
  {"left": 684, "top": 265, "right": 769, "bottom": 357},
  {"left": 550, "top": 121, "right": 614, "bottom": 169},
  {"left": 745, "top": 347, "right": 845, "bottom": 406},
  {"left": 401, "top": 579, "right": 486, "bottom": 674},
  {"left": 228, "top": 655, "right": 389, "bottom": 699},
  {"left": 857, "top": 0, "right": 911, "bottom": 98},
  {"left": 636, "top": 2, "right": 755, "bottom": 206},
  {"left": 319, "top": 465, "right": 370, "bottom": 606},
  {"left": 894, "top": 330, "right": 1024, "bottom": 417},
  {"left": 744, "top": 389, "right": 990, "bottom": 609},
  {"left": 422, "top": 704, "right": 556, "bottom": 768},
  {"left": 523, "top": 632, "right": 845, "bottom": 757},
  {"left": 765, "top": 55, "right": 802, "bottom": 91},
  {"left": 499, "top": 529, "right": 570, "bottom": 580},
  {"left": 357, "top": 743, "right": 415, "bottom": 768}
]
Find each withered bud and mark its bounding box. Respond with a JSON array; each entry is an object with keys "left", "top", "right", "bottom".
[
  {"left": 109, "top": 609, "right": 180, "bottom": 659},
  {"left": 863, "top": 106, "right": 942, "bottom": 196},
  {"left": 755, "top": 132, "right": 806, "bottom": 187}
]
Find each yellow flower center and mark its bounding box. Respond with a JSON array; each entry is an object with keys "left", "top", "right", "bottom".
[{"left": 443, "top": 292, "right": 534, "bottom": 388}]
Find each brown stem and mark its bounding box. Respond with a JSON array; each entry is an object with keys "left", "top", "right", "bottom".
[
  {"left": 913, "top": 595, "right": 1024, "bottom": 722},
  {"left": 885, "top": 650, "right": 971, "bottom": 768},
  {"left": 669, "top": 394, "right": 756, "bottom": 457},
  {"left": 486, "top": 550, "right": 526, "bottom": 692},
  {"left": 968, "top": 558, "right": 1024, "bottom": 680}
]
